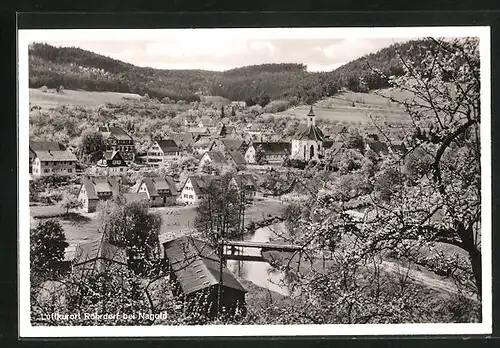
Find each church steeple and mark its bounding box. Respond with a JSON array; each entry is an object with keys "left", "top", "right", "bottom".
[{"left": 307, "top": 105, "right": 316, "bottom": 127}]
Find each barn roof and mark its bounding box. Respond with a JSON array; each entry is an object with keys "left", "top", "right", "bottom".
[
  {"left": 163, "top": 236, "right": 246, "bottom": 295},
  {"left": 204, "top": 151, "right": 228, "bottom": 165},
  {"left": 185, "top": 175, "right": 216, "bottom": 196},
  {"left": 123, "top": 192, "right": 149, "bottom": 204},
  {"left": 233, "top": 174, "right": 257, "bottom": 189},
  {"left": 70, "top": 240, "right": 128, "bottom": 266},
  {"left": 99, "top": 125, "right": 133, "bottom": 141},
  {"left": 29, "top": 141, "right": 65, "bottom": 152},
  {"left": 227, "top": 151, "right": 247, "bottom": 165}
]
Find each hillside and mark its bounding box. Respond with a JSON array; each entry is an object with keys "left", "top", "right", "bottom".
[{"left": 29, "top": 39, "right": 434, "bottom": 105}]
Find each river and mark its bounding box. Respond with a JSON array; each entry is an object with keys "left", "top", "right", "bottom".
[{"left": 226, "top": 222, "right": 291, "bottom": 296}]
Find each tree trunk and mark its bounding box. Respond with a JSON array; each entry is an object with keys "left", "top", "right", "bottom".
[{"left": 468, "top": 246, "right": 482, "bottom": 301}]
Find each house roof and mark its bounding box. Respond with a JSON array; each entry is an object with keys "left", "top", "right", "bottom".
[
  {"left": 188, "top": 127, "right": 210, "bottom": 134},
  {"left": 29, "top": 141, "right": 65, "bottom": 152},
  {"left": 163, "top": 236, "right": 246, "bottom": 295},
  {"left": 185, "top": 175, "right": 216, "bottom": 196},
  {"left": 252, "top": 142, "right": 291, "bottom": 156},
  {"left": 203, "top": 151, "right": 228, "bottom": 165},
  {"left": 323, "top": 141, "right": 344, "bottom": 157},
  {"left": 71, "top": 240, "right": 128, "bottom": 266},
  {"left": 81, "top": 176, "right": 120, "bottom": 200},
  {"left": 156, "top": 139, "right": 181, "bottom": 153},
  {"left": 123, "top": 192, "right": 149, "bottom": 204},
  {"left": 234, "top": 174, "right": 257, "bottom": 189},
  {"left": 198, "top": 117, "right": 216, "bottom": 127},
  {"left": 367, "top": 140, "right": 389, "bottom": 154},
  {"left": 34, "top": 150, "right": 77, "bottom": 162},
  {"left": 99, "top": 125, "right": 133, "bottom": 141},
  {"left": 227, "top": 151, "right": 247, "bottom": 165},
  {"left": 142, "top": 176, "right": 178, "bottom": 197},
  {"left": 193, "top": 136, "right": 215, "bottom": 148},
  {"left": 169, "top": 133, "right": 196, "bottom": 148},
  {"left": 222, "top": 139, "right": 245, "bottom": 151}
]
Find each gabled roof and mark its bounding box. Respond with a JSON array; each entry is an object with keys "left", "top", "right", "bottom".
[
  {"left": 233, "top": 173, "right": 257, "bottom": 189},
  {"left": 102, "top": 150, "right": 123, "bottom": 161},
  {"left": 188, "top": 127, "right": 210, "bottom": 134},
  {"left": 185, "top": 175, "right": 216, "bottom": 196},
  {"left": 193, "top": 136, "right": 215, "bottom": 148},
  {"left": 71, "top": 240, "right": 128, "bottom": 266},
  {"left": 169, "top": 133, "right": 197, "bottom": 148},
  {"left": 34, "top": 150, "right": 77, "bottom": 162},
  {"left": 251, "top": 142, "right": 291, "bottom": 156},
  {"left": 203, "top": 151, "right": 228, "bottom": 165},
  {"left": 163, "top": 236, "right": 246, "bottom": 295},
  {"left": 323, "top": 141, "right": 344, "bottom": 157},
  {"left": 222, "top": 139, "right": 245, "bottom": 151},
  {"left": 99, "top": 125, "right": 133, "bottom": 141},
  {"left": 296, "top": 124, "right": 325, "bottom": 141},
  {"left": 141, "top": 176, "right": 178, "bottom": 197},
  {"left": 198, "top": 117, "right": 217, "bottom": 127},
  {"left": 156, "top": 139, "right": 180, "bottom": 153},
  {"left": 29, "top": 141, "right": 65, "bottom": 152},
  {"left": 123, "top": 192, "right": 149, "bottom": 204},
  {"left": 81, "top": 176, "right": 120, "bottom": 200},
  {"left": 227, "top": 151, "right": 247, "bottom": 166}
]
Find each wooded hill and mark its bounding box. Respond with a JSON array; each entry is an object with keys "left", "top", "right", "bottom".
[{"left": 29, "top": 39, "right": 438, "bottom": 105}]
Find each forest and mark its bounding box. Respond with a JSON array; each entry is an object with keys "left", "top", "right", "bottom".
[{"left": 29, "top": 39, "right": 437, "bottom": 105}]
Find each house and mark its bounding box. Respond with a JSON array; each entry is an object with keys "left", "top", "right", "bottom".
[
  {"left": 229, "top": 101, "right": 247, "bottom": 112},
  {"left": 197, "top": 117, "right": 217, "bottom": 129},
  {"left": 66, "top": 240, "right": 128, "bottom": 277},
  {"left": 188, "top": 127, "right": 211, "bottom": 136},
  {"left": 29, "top": 141, "right": 66, "bottom": 173},
  {"left": 291, "top": 106, "right": 326, "bottom": 161},
  {"left": 179, "top": 175, "right": 216, "bottom": 205},
  {"left": 217, "top": 124, "right": 238, "bottom": 138},
  {"left": 146, "top": 139, "right": 181, "bottom": 165},
  {"left": 78, "top": 176, "right": 120, "bottom": 213},
  {"left": 198, "top": 151, "right": 228, "bottom": 171},
  {"left": 31, "top": 147, "right": 78, "bottom": 177},
  {"left": 184, "top": 115, "right": 199, "bottom": 127},
  {"left": 137, "top": 176, "right": 178, "bottom": 207},
  {"left": 226, "top": 151, "right": 247, "bottom": 170},
  {"left": 231, "top": 173, "right": 259, "bottom": 200},
  {"left": 245, "top": 142, "right": 291, "bottom": 164},
  {"left": 96, "top": 151, "right": 128, "bottom": 176},
  {"left": 98, "top": 123, "right": 136, "bottom": 163},
  {"left": 169, "top": 132, "right": 197, "bottom": 150},
  {"left": 163, "top": 236, "right": 246, "bottom": 318},
  {"left": 192, "top": 136, "right": 215, "bottom": 156},
  {"left": 209, "top": 139, "right": 247, "bottom": 154}
]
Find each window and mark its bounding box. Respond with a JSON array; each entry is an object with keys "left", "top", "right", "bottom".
[{"left": 189, "top": 195, "right": 193, "bottom": 199}]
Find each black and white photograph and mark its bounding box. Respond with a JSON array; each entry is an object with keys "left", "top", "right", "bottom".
[{"left": 18, "top": 27, "right": 491, "bottom": 337}]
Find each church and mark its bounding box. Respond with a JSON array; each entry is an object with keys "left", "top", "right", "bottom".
[{"left": 291, "top": 105, "right": 326, "bottom": 161}]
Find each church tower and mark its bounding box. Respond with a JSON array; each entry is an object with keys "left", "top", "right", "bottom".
[{"left": 291, "top": 105, "right": 325, "bottom": 161}]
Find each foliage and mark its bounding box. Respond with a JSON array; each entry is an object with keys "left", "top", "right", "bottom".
[
  {"left": 100, "top": 200, "right": 162, "bottom": 274},
  {"left": 30, "top": 219, "right": 68, "bottom": 284},
  {"left": 59, "top": 193, "right": 83, "bottom": 214},
  {"left": 78, "top": 130, "right": 107, "bottom": 162}
]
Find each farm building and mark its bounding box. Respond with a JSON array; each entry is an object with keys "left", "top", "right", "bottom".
[
  {"left": 226, "top": 151, "right": 247, "bottom": 170},
  {"left": 209, "top": 139, "right": 247, "bottom": 154},
  {"left": 78, "top": 176, "right": 120, "bottom": 213},
  {"left": 30, "top": 144, "right": 78, "bottom": 178},
  {"left": 231, "top": 173, "right": 259, "bottom": 200},
  {"left": 198, "top": 151, "right": 228, "bottom": 170},
  {"left": 98, "top": 123, "right": 136, "bottom": 163},
  {"left": 96, "top": 150, "right": 128, "bottom": 176},
  {"left": 163, "top": 236, "right": 247, "bottom": 318},
  {"left": 245, "top": 142, "right": 291, "bottom": 164},
  {"left": 137, "top": 176, "right": 178, "bottom": 207},
  {"left": 146, "top": 139, "right": 182, "bottom": 165},
  {"left": 192, "top": 135, "right": 216, "bottom": 156}
]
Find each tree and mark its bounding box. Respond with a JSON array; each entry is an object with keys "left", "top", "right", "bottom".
[
  {"left": 78, "top": 130, "right": 107, "bottom": 163},
  {"left": 30, "top": 219, "right": 68, "bottom": 283},
  {"left": 59, "top": 193, "right": 83, "bottom": 214},
  {"left": 100, "top": 200, "right": 162, "bottom": 275}
]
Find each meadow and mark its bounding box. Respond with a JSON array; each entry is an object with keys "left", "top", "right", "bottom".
[{"left": 29, "top": 88, "right": 142, "bottom": 109}]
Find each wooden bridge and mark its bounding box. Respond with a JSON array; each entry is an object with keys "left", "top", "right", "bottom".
[{"left": 223, "top": 240, "right": 303, "bottom": 262}]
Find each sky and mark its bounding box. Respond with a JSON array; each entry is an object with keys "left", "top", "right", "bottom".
[{"left": 48, "top": 38, "right": 410, "bottom": 72}]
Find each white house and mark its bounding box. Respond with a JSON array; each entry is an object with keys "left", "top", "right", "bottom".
[
  {"left": 137, "top": 176, "right": 178, "bottom": 206},
  {"left": 146, "top": 140, "right": 181, "bottom": 165},
  {"left": 31, "top": 148, "right": 78, "bottom": 177},
  {"left": 245, "top": 142, "right": 291, "bottom": 164},
  {"left": 178, "top": 175, "right": 216, "bottom": 205},
  {"left": 96, "top": 150, "right": 128, "bottom": 176}
]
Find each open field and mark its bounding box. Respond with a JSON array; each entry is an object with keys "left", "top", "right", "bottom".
[
  {"left": 29, "top": 88, "right": 142, "bottom": 109},
  {"left": 269, "top": 90, "right": 411, "bottom": 125}
]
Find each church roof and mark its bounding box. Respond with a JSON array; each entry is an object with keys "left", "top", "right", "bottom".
[{"left": 296, "top": 105, "right": 325, "bottom": 141}]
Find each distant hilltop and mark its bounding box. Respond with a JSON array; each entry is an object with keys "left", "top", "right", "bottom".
[{"left": 29, "top": 39, "right": 436, "bottom": 105}]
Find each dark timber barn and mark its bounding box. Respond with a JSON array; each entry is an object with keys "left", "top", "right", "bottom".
[{"left": 163, "top": 236, "right": 247, "bottom": 318}]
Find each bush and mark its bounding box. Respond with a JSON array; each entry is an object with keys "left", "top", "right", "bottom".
[{"left": 263, "top": 100, "right": 291, "bottom": 113}]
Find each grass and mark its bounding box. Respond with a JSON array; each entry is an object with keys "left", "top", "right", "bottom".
[
  {"left": 29, "top": 88, "right": 142, "bottom": 108},
  {"left": 271, "top": 90, "right": 411, "bottom": 125}
]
